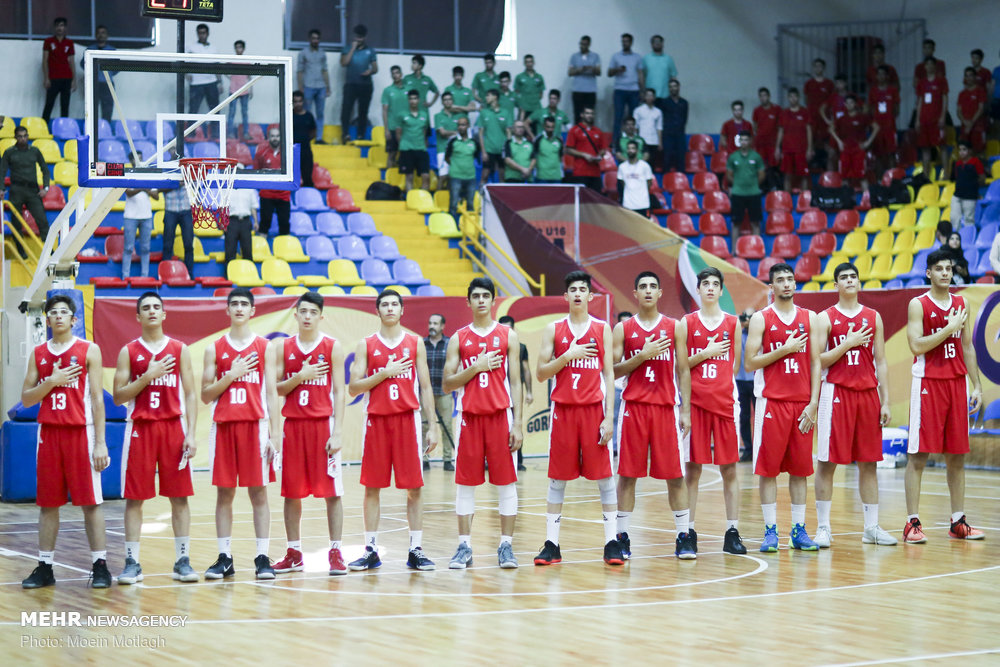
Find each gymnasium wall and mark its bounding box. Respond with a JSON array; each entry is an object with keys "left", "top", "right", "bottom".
[{"left": 0, "top": 1, "right": 995, "bottom": 134}]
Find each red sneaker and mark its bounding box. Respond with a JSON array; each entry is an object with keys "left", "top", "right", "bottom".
[
  {"left": 273, "top": 548, "right": 304, "bottom": 573},
  {"left": 328, "top": 548, "right": 348, "bottom": 575},
  {"left": 903, "top": 518, "right": 927, "bottom": 544},
  {"left": 949, "top": 516, "right": 985, "bottom": 540}
]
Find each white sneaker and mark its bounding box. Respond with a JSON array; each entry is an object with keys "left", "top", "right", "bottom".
[
  {"left": 814, "top": 525, "right": 832, "bottom": 549},
  {"left": 862, "top": 524, "right": 898, "bottom": 545}
]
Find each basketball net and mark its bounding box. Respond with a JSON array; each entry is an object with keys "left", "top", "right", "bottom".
[{"left": 179, "top": 157, "right": 239, "bottom": 230}]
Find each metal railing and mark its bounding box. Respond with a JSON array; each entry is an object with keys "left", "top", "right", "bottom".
[{"left": 458, "top": 213, "right": 545, "bottom": 297}]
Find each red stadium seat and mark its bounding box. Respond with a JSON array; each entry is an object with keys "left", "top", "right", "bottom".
[
  {"left": 226, "top": 140, "right": 253, "bottom": 166},
  {"left": 795, "top": 190, "right": 814, "bottom": 213},
  {"left": 90, "top": 276, "right": 127, "bottom": 288},
  {"left": 735, "top": 234, "right": 765, "bottom": 259},
  {"left": 127, "top": 277, "right": 162, "bottom": 288},
  {"left": 797, "top": 209, "right": 828, "bottom": 234},
  {"left": 794, "top": 254, "right": 821, "bottom": 282},
  {"left": 650, "top": 189, "right": 669, "bottom": 213},
  {"left": 700, "top": 235, "right": 730, "bottom": 258},
  {"left": 43, "top": 186, "right": 66, "bottom": 210},
  {"left": 881, "top": 168, "right": 906, "bottom": 186},
  {"left": 684, "top": 151, "right": 707, "bottom": 173},
  {"left": 765, "top": 190, "right": 792, "bottom": 212},
  {"left": 199, "top": 276, "right": 234, "bottom": 288},
  {"left": 602, "top": 170, "right": 617, "bottom": 195},
  {"left": 213, "top": 287, "right": 233, "bottom": 297},
  {"left": 313, "top": 165, "right": 335, "bottom": 189},
  {"left": 244, "top": 124, "right": 265, "bottom": 144},
  {"left": 709, "top": 151, "right": 730, "bottom": 174},
  {"left": 692, "top": 172, "right": 720, "bottom": 193},
  {"left": 772, "top": 233, "right": 802, "bottom": 258},
  {"left": 326, "top": 188, "right": 361, "bottom": 212},
  {"left": 251, "top": 286, "right": 277, "bottom": 296},
  {"left": 819, "top": 171, "right": 843, "bottom": 188},
  {"left": 729, "top": 256, "right": 751, "bottom": 274},
  {"left": 671, "top": 190, "right": 701, "bottom": 214},
  {"left": 756, "top": 256, "right": 782, "bottom": 281},
  {"left": 666, "top": 213, "right": 697, "bottom": 236},
  {"left": 831, "top": 209, "right": 860, "bottom": 233},
  {"left": 689, "top": 134, "right": 715, "bottom": 154},
  {"left": 698, "top": 212, "right": 728, "bottom": 236},
  {"left": 158, "top": 260, "right": 196, "bottom": 287},
  {"left": 104, "top": 235, "right": 128, "bottom": 262},
  {"left": 93, "top": 226, "right": 122, "bottom": 236},
  {"left": 76, "top": 250, "right": 108, "bottom": 263},
  {"left": 702, "top": 190, "right": 730, "bottom": 214},
  {"left": 807, "top": 231, "right": 837, "bottom": 257},
  {"left": 765, "top": 210, "right": 795, "bottom": 235},
  {"left": 662, "top": 171, "right": 690, "bottom": 193}
]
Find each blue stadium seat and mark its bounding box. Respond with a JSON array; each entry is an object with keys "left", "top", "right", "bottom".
[
  {"left": 392, "top": 259, "right": 430, "bottom": 285},
  {"left": 98, "top": 119, "right": 114, "bottom": 139},
  {"left": 973, "top": 250, "right": 994, "bottom": 275},
  {"left": 304, "top": 235, "right": 338, "bottom": 261},
  {"left": 98, "top": 139, "right": 127, "bottom": 163},
  {"left": 146, "top": 120, "right": 175, "bottom": 142},
  {"left": 958, "top": 225, "right": 976, "bottom": 249},
  {"left": 360, "top": 258, "right": 393, "bottom": 284},
  {"left": 336, "top": 234, "right": 369, "bottom": 260},
  {"left": 131, "top": 140, "right": 157, "bottom": 163},
  {"left": 975, "top": 223, "right": 997, "bottom": 250},
  {"left": 289, "top": 211, "right": 315, "bottom": 236},
  {"left": 369, "top": 235, "right": 402, "bottom": 260},
  {"left": 114, "top": 120, "right": 146, "bottom": 141},
  {"left": 883, "top": 278, "right": 904, "bottom": 289},
  {"left": 316, "top": 212, "right": 348, "bottom": 237},
  {"left": 50, "top": 117, "right": 79, "bottom": 140},
  {"left": 984, "top": 180, "right": 1000, "bottom": 201},
  {"left": 904, "top": 277, "right": 926, "bottom": 287},
  {"left": 193, "top": 142, "right": 221, "bottom": 158},
  {"left": 347, "top": 212, "right": 380, "bottom": 238},
  {"left": 416, "top": 285, "right": 445, "bottom": 296},
  {"left": 294, "top": 187, "right": 329, "bottom": 211},
  {"left": 900, "top": 249, "right": 932, "bottom": 279}
]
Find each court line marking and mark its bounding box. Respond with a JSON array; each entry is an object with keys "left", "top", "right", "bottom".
[{"left": 821, "top": 648, "right": 1000, "bottom": 666}]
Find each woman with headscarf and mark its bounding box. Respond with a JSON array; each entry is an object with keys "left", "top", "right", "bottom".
[{"left": 944, "top": 231, "right": 970, "bottom": 284}]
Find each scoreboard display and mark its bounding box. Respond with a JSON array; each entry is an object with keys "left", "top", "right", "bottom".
[{"left": 141, "top": 0, "right": 224, "bottom": 23}]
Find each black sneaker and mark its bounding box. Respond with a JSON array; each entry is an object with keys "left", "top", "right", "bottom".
[
  {"left": 689, "top": 528, "right": 698, "bottom": 553},
  {"left": 443, "top": 461, "right": 455, "bottom": 471},
  {"left": 205, "top": 553, "right": 235, "bottom": 579},
  {"left": 616, "top": 531, "right": 631, "bottom": 560},
  {"left": 254, "top": 554, "right": 275, "bottom": 580},
  {"left": 533, "top": 540, "right": 562, "bottom": 565},
  {"left": 406, "top": 547, "right": 435, "bottom": 571},
  {"left": 22, "top": 562, "right": 55, "bottom": 589},
  {"left": 89, "top": 559, "right": 112, "bottom": 588},
  {"left": 348, "top": 546, "right": 382, "bottom": 571},
  {"left": 675, "top": 532, "right": 697, "bottom": 560},
  {"left": 422, "top": 460, "right": 431, "bottom": 471},
  {"left": 603, "top": 539, "right": 625, "bottom": 565},
  {"left": 723, "top": 526, "right": 748, "bottom": 555}
]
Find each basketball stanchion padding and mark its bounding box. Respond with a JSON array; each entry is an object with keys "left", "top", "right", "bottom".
[{"left": 180, "top": 157, "right": 239, "bottom": 231}]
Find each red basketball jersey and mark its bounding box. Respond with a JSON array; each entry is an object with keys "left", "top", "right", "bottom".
[
  {"left": 834, "top": 112, "right": 870, "bottom": 149},
  {"left": 754, "top": 305, "right": 812, "bottom": 400},
  {"left": 804, "top": 78, "right": 834, "bottom": 119},
  {"left": 620, "top": 314, "right": 677, "bottom": 405},
  {"left": 282, "top": 334, "right": 335, "bottom": 419},
  {"left": 212, "top": 334, "right": 269, "bottom": 422},
  {"left": 779, "top": 107, "right": 810, "bottom": 152},
  {"left": 685, "top": 311, "right": 739, "bottom": 415},
  {"left": 822, "top": 305, "right": 878, "bottom": 390},
  {"left": 868, "top": 86, "right": 898, "bottom": 123},
  {"left": 364, "top": 332, "right": 421, "bottom": 415},
  {"left": 912, "top": 293, "right": 967, "bottom": 379},
  {"left": 551, "top": 317, "right": 607, "bottom": 406},
  {"left": 752, "top": 104, "right": 781, "bottom": 143},
  {"left": 35, "top": 338, "right": 93, "bottom": 426},
  {"left": 455, "top": 322, "right": 512, "bottom": 414},
  {"left": 127, "top": 337, "right": 185, "bottom": 421}
]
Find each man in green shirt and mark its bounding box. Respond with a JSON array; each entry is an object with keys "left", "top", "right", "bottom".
[
  {"left": 503, "top": 121, "right": 537, "bottom": 183},
  {"left": 476, "top": 89, "right": 513, "bottom": 185},
  {"left": 443, "top": 66, "right": 475, "bottom": 118},
  {"left": 434, "top": 92, "right": 461, "bottom": 189},
  {"left": 444, "top": 117, "right": 478, "bottom": 218},
  {"left": 498, "top": 72, "right": 518, "bottom": 118},
  {"left": 725, "top": 129, "right": 765, "bottom": 247},
  {"left": 472, "top": 53, "right": 499, "bottom": 106},
  {"left": 0, "top": 125, "right": 51, "bottom": 243},
  {"left": 402, "top": 54, "right": 438, "bottom": 109},
  {"left": 528, "top": 89, "right": 571, "bottom": 138},
  {"left": 616, "top": 116, "right": 647, "bottom": 162},
  {"left": 381, "top": 65, "right": 409, "bottom": 168},
  {"left": 533, "top": 116, "right": 564, "bottom": 183},
  {"left": 514, "top": 54, "right": 545, "bottom": 121},
  {"left": 397, "top": 90, "right": 431, "bottom": 191}
]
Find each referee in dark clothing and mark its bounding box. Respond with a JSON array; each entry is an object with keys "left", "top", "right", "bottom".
[{"left": 0, "top": 126, "right": 51, "bottom": 250}]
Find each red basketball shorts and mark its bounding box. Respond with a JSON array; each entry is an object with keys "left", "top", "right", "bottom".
[
  {"left": 282, "top": 418, "right": 343, "bottom": 499},
  {"left": 36, "top": 424, "right": 102, "bottom": 507},
  {"left": 917, "top": 121, "right": 944, "bottom": 147},
  {"left": 872, "top": 121, "right": 897, "bottom": 155},
  {"left": 753, "top": 397, "right": 814, "bottom": 477},
  {"left": 686, "top": 403, "right": 740, "bottom": 466},
  {"left": 838, "top": 147, "right": 866, "bottom": 180},
  {"left": 617, "top": 400, "right": 683, "bottom": 479},
  {"left": 908, "top": 376, "right": 970, "bottom": 455},
  {"left": 210, "top": 420, "right": 275, "bottom": 488},
  {"left": 360, "top": 410, "right": 423, "bottom": 489},
  {"left": 548, "top": 402, "right": 612, "bottom": 481},
  {"left": 454, "top": 409, "right": 517, "bottom": 486},
  {"left": 816, "top": 383, "right": 882, "bottom": 464},
  {"left": 781, "top": 151, "right": 809, "bottom": 177},
  {"left": 122, "top": 417, "right": 194, "bottom": 500}
]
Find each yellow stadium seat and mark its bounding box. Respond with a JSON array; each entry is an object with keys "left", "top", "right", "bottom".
[
  {"left": 817, "top": 253, "right": 849, "bottom": 282},
  {"left": 863, "top": 279, "right": 883, "bottom": 289},
  {"left": 32, "top": 139, "right": 61, "bottom": 163},
  {"left": 252, "top": 235, "right": 272, "bottom": 262},
  {"left": 152, "top": 211, "right": 164, "bottom": 237},
  {"left": 840, "top": 230, "right": 869, "bottom": 256},
  {"left": 991, "top": 161, "right": 1000, "bottom": 181},
  {"left": 0, "top": 116, "right": 13, "bottom": 138},
  {"left": 173, "top": 236, "right": 210, "bottom": 263},
  {"left": 283, "top": 285, "right": 308, "bottom": 295},
  {"left": 821, "top": 281, "right": 837, "bottom": 291},
  {"left": 350, "top": 285, "right": 379, "bottom": 296},
  {"left": 869, "top": 230, "right": 893, "bottom": 256},
  {"left": 936, "top": 182, "right": 954, "bottom": 207},
  {"left": 0, "top": 138, "right": 15, "bottom": 153},
  {"left": 428, "top": 212, "right": 462, "bottom": 238},
  {"left": 111, "top": 194, "right": 126, "bottom": 212},
  {"left": 273, "top": 235, "right": 310, "bottom": 262},
  {"left": 63, "top": 139, "right": 77, "bottom": 162},
  {"left": 385, "top": 284, "right": 412, "bottom": 296},
  {"left": 869, "top": 255, "right": 894, "bottom": 281},
  {"left": 193, "top": 214, "right": 223, "bottom": 237},
  {"left": 914, "top": 184, "right": 939, "bottom": 209},
  {"left": 428, "top": 171, "right": 439, "bottom": 191},
  {"left": 261, "top": 258, "right": 299, "bottom": 287},
  {"left": 406, "top": 189, "right": 438, "bottom": 214},
  {"left": 352, "top": 125, "right": 386, "bottom": 147},
  {"left": 853, "top": 254, "right": 873, "bottom": 281},
  {"left": 22, "top": 116, "right": 51, "bottom": 139},
  {"left": 915, "top": 206, "right": 940, "bottom": 229},
  {"left": 987, "top": 139, "right": 1000, "bottom": 158},
  {"left": 321, "top": 125, "right": 342, "bottom": 145},
  {"left": 384, "top": 167, "right": 405, "bottom": 188},
  {"left": 434, "top": 189, "right": 450, "bottom": 211},
  {"left": 891, "top": 230, "right": 915, "bottom": 254},
  {"left": 367, "top": 145, "right": 388, "bottom": 169},
  {"left": 889, "top": 207, "right": 916, "bottom": 231},
  {"left": 914, "top": 227, "right": 935, "bottom": 251},
  {"left": 327, "top": 259, "right": 365, "bottom": 286},
  {"left": 227, "top": 259, "right": 265, "bottom": 287},
  {"left": 318, "top": 285, "right": 346, "bottom": 296},
  {"left": 860, "top": 208, "right": 889, "bottom": 232},
  {"left": 940, "top": 205, "right": 950, "bottom": 222},
  {"left": 149, "top": 191, "right": 164, "bottom": 211},
  {"left": 889, "top": 253, "right": 913, "bottom": 277},
  {"left": 801, "top": 282, "right": 820, "bottom": 292},
  {"left": 54, "top": 161, "right": 76, "bottom": 187}
]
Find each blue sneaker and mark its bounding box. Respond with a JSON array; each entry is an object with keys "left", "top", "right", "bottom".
[
  {"left": 675, "top": 532, "right": 697, "bottom": 560},
  {"left": 760, "top": 524, "right": 779, "bottom": 552},
  {"left": 788, "top": 523, "right": 819, "bottom": 551}
]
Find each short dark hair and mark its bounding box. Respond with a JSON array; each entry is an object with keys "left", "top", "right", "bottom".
[
  {"left": 564, "top": 270, "right": 592, "bottom": 291},
  {"left": 407, "top": 89, "right": 420, "bottom": 98},
  {"left": 429, "top": 313, "right": 445, "bottom": 324},
  {"left": 136, "top": 291, "right": 163, "bottom": 314},
  {"left": 877, "top": 64, "right": 889, "bottom": 74},
  {"left": 958, "top": 139, "right": 973, "bottom": 150},
  {"left": 669, "top": 78, "right": 680, "bottom": 86},
  {"left": 965, "top": 66, "right": 976, "bottom": 76},
  {"left": 96, "top": 24, "right": 108, "bottom": 33},
  {"left": 845, "top": 93, "right": 858, "bottom": 103},
  {"left": 924, "top": 38, "right": 936, "bottom": 48},
  {"left": 53, "top": 17, "right": 67, "bottom": 26},
  {"left": 499, "top": 315, "right": 515, "bottom": 326},
  {"left": 697, "top": 267, "right": 724, "bottom": 287},
  {"left": 924, "top": 56, "right": 938, "bottom": 65},
  {"left": 768, "top": 262, "right": 795, "bottom": 282},
  {"left": 651, "top": 34, "right": 663, "bottom": 41},
  {"left": 971, "top": 48, "right": 984, "bottom": 58},
  {"left": 309, "top": 29, "right": 321, "bottom": 38},
  {"left": 834, "top": 74, "right": 848, "bottom": 82},
  {"left": 524, "top": 53, "right": 534, "bottom": 60},
  {"left": 624, "top": 116, "right": 635, "bottom": 123},
  {"left": 14, "top": 125, "right": 27, "bottom": 136},
  {"left": 234, "top": 39, "right": 245, "bottom": 49},
  {"left": 622, "top": 33, "right": 634, "bottom": 41},
  {"left": 390, "top": 65, "right": 402, "bottom": 73},
  {"left": 543, "top": 116, "right": 555, "bottom": 125},
  {"left": 412, "top": 54, "right": 425, "bottom": 67},
  {"left": 873, "top": 44, "right": 885, "bottom": 53},
  {"left": 788, "top": 87, "right": 800, "bottom": 96},
  {"left": 486, "top": 88, "right": 500, "bottom": 98},
  {"left": 833, "top": 262, "right": 858, "bottom": 281},
  {"left": 227, "top": 286, "right": 255, "bottom": 307},
  {"left": 484, "top": 53, "right": 495, "bottom": 61},
  {"left": 737, "top": 129, "right": 751, "bottom": 137},
  {"left": 499, "top": 71, "right": 511, "bottom": 80},
  {"left": 453, "top": 65, "right": 464, "bottom": 75},
  {"left": 44, "top": 294, "right": 75, "bottom": 314},
  {"left": 617, "top": 311, "right": 633, "bottom": 321},
  {"left": 467, "top": 276, "right": 496, "bottom": 299},
  {"left": 295, "top": 291, "right": 324, "bottom": 312},
  {"left": 758, "top": 86, "right": 770, "bottom": 95},
  {"left": 353, "top": 24, "right": 368, "bottom": 37},
  {"left": 197, "top": 23, "right": 209, "bottom": 32},
  {"left": 292, "top": 89, "right": 304, "bottom": 99},
  {"left": 549, "top": 89, "right": 561, "bottom": 98},
  {"left": 580, "top": 35, "right": 591, "bottom": 42},
  {"left": 634, "top": 270, "right": 660, "bottom": 289},
  {"left": 813, "top": 58, "right": 826, "bottom": 67},
  {"left": 937, "top": 220, "right": 953, "bottom": 238},
  {"left": 926, "top": 248, "right": 953, "bottom": 270},
  {"left": 441, "top": 91, "right": 453, "bottom": 100},
  {"left": 731, "top": 100, "right": 744, "bottom": 109},
  {"left": 644, "top": 87, "right": 656, "bottom": 96},
  {"left": 376, "top": 288, "right": 402, "bottom": 309}
]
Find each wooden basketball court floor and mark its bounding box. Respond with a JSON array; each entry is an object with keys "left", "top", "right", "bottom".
[{"left": 1, "top": 459, "right": 997, "bottom": 665}]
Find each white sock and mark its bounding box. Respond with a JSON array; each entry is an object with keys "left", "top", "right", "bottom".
[
  {"left": 545, "top": 513, "right": 561, "bottom": 545},
  {"left": 674, "top": 509, "right": 690, "bottom": 535},
  {"left": 907, "top": 513, "right": 919, "bottom": 522},
  {"left": 255, "top": 538, "right": 269, "bottom": 557},
  {"left": 330, "top": 540, "right": 342, "bottom": 550},
  {"left": 39, "top": 550, "right": 55, "bottom": 565},
  {"left": 726, "top": 519, "right": 738, "bottom": 530},
  {"left": 287, "top": 540, "right": 302, "bottom": 551},
  {"left": 218, "top": 536, "right": 232, "bottom": 557},
  {"left": 616, "top": 511, "right": 631, "bottom": 534},
  {"left": 409, "top": 531, "right": 422, "bottom": 549},
  {"left": 816, "top": 500, "right": 832, "bottom": 527},
  {"left": 951, "top": 511, "right": 965, "bottom": 523},
  {"left": 762, "top": 503, "right": 777, "bottom": 527},
  {"left": 174, "top": 537, "right": 190, "bottom": 560},
  {"left": 688, "top": 520, "right": 695, "bottom": 531},
  {"left": 499, "top": 535, "right": 512, "bottom": 546},
  {"left": 602, "top": 511, "right": 616, "bottom": 543},
  {"left": 791, "top": 504, "right": 806, "bottom": 527},
  {"left": 364, "top": 532, "right": 378, "bottom": 550},
  {"left": 125, "top": 541, "right": 140, "bottom": 562},
  {"left": 458, "top": 534, "right": 471, "bottom": 547},
  {"left": 92, "top": 550, "right": 107, "bottom": 563},
  {"left": 863, "top": 504, "right": 878, "bottom": 530}
]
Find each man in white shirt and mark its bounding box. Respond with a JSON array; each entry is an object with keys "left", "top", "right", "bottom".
[
  {"left": 617, "top": 140, "right": 653, "bottom": 217},
  {"left": 187, "top": 24, "right": 221, "bottom": 137},
  {"left": 225, "top": 187, "right": 258, "bottom": 267},
  {"left": 634, "top": 88, "right": 663, "bottom": 171}
]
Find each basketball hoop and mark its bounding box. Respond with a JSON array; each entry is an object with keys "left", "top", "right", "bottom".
[{"left": 179, "top": 157, "right": 239, "bottom": 231}]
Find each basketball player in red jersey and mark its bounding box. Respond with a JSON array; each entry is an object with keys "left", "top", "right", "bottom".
[
  {"left": 441, "top": 277, "right": 523, "bottom": 569},
  {"left": 112, "top": 292, "right": 199, "bottom": 585},
  {"left": 903, "top": 249, "right": 984, "bottom": 543},
  {"left": 534, "top": 271, "right": 623, "bottom": 566},
  {"left": 813, "top": 264, "right": 896, "bottom": 548},
  {"left": 20, "top": 294, "right": 111, "bottom": 589},
  {"left": 201, "top": 287, "right": 281, "bottom": 580},
  {"left": 612, "top": 271, "right": 695, "bottom": 561},
  {"left": 675, "top": 268, "right": 747, "bottom": 555},
  {"left": 744, "top": 262, "right": 821, "bottom": 552},
  {"left": 348, "top": 289, "right": 440, "bottom": 571},
  {"left": 271, "top": 292, "right": 348, "bottom": 576}
]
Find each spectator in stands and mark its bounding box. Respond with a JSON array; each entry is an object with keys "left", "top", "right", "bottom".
[
  {"left": 498, "top": 314, "right": 531, "bottom": 471},
  {"left": 803, "top": 58, "right": 834, "bottom": 164},
  {"left": 227, "top": 40, "right": 251, "bottom": 139},
  {"left": 225, "top": 186, "right": 257, "bottom": 267},
  {"left": 41, "top": 17, "right": 75, "bottom": 124},
  {"left": 830, "top": 95, "right": 878, "bottom": 191},
  {"left": 254, "top": 127, "right": 291, "bottom": 235},
  {"left": 292, "top": 90, "right": 316, "bottom": 187},
  {"left": 477, "top": 89, "right": 513, "bottom": 185},
  {"left": 868, "top": 65, "right": 899, "bottom": 174},
  {"left": 753, "top": 87, "right": 782, "bottom": 189},
  {"left": 533, "top": 116, "right": 565, "bottom": 184},
  {"left": 608, "top": 33, "right": 644, "bottom": 141},
  {"left": 866, "top": 44, "right": 899, "bottom": 90},
  {"left": 615, "top": 116, "right": 646, "bottom": 162},
  {"left": 913, "top": 39, "right": 946, "bottom": 89},
  {"left": 187, "top": 24, "right": 221, "bottom": 134},
  {"left": 565, "top": 107, "right": 606, "bottom": 191},
  {"left": 991, "top": 48, "right": 1000, "bottom": 127},
  {"left": 820, "top": 74, "right": 849, "bottom": 171},
  {"left": 950, "top": 140, "right": 986, "bottom": 228},
  {"left": 726, "top": 130, "right": 765, "bottom": 247},
  {"left": 497, "top": 72, "right": 517, "bottom": 118},
  {"left": 528, "top": 90, "right": 570, "bottom": 138},
  {"left": 515, "top": 55, "right": 545, "bottom": 122},
  {"left": 444, "top": 117, "right": 477, "bottom": 218},
  {"left": 643, "top": 35, "right": 677, "bottom": 112},
  {"left": 472, "top": 54, "right": 500, "bottom": 107},
  {"left": 634, "top": 88, "right": 663, "bottom": 171},
  {"left": 397, "top": 90, "right": 431, "bottom": 191},
  {"left": 297, "top": 29, "right": 330, "bottom": 143},
  {"left": 617, "top": 140, "right": 653, "bottom": 217},
  {"left": 162, "top": 184, "right": 194, "bottom": 276},
  {"left": 435, "top": 92, "right": 460, "bottom": 188},
  {"left": 935, "top": 220, "right": 952, "bottom": 247},
  {"left": 403, "top": 55, "right": 439, "bottom": 109},
  {"left": 969, "top": 49, "right": 992, "bottom": 90},
  {"left": 916, "top": 58, "right": 949, "bottom": 178},
  {"left": 423, "top": 314, "right": 454, "bottom": 470},
  {"left": 719, "top": 100, "right": 753, "bottom": 153},
  {"left": 503, "top": 121, "right": 536, "bottom": 183},
  {"left": 444, "top": 66, "right": 475, "bottom": 117},
  {"left": 990, "top": 227, "right": 1000, "bottom": 280},
  {"left": 122, "top": 186, "right": 160, "bottom": 280},
  {"left": 568, "top": 36, "right": 601, "bottom": 123},
  {"left": 736, "top": 308, "right": 755, "bottom": 461},
  {"left": 957, "top": 67, "right": 988, "bottom": 155},
  {"left": 80, "top": 25, "right": 115, "bottom": 123},
  {"left": 661, "top": 79, "right": 688, "bottom": 173},
  {"left": 0, "top": 126, "right": 51, "bottom": 247},
  {"left": 339, "top": 24, "right": 377, "bottom": 143},
  {"left": 776, "top": 88, "right": 812, "bottom": 192},
  {"left": 381, "top": 65, "right": 408, "bottom": 168},
  {"left": 944, "top": 232, "right": 971, "bottom": 284}
]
